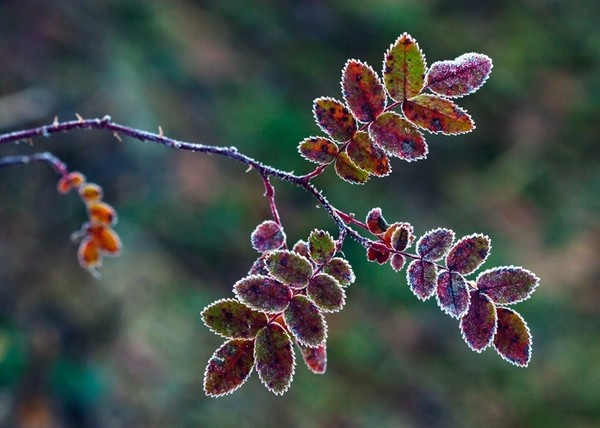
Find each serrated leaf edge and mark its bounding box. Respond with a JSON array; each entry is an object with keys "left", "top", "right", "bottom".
[
  {"left": 475, "top": 265, "right": 540, "bottom": 305},
  {"left": 382, "top": 32, "right": 427, "bottom": 102},
  {"left": 459, "top": 291, "right": 497, "bottom": 353},
  {"left": 446, "top": 233, "right": 492, "bottom": 276},
  {"left": 404, "top": 94, "right": 476, "bottom": 136},
  {"left": 251, "top": 219, "right": 286, "bottom": 252},
  {"left": 232, "top": 274, "right": 292, "bottom": 314},
  {"left": 426, "top": 53, "right": 494, "bottom": 99},
  {"left": 312, "top": 96, "right": 357, "bottom": 143},
  {"left": 297, "top": 135, "right": 339, "bottom": 165},
  {"left": 297, "top": 341, "right": 327, "bottom": 375},
  {"left": 201, "top": 297, "right": 267, "bottom": 340},
  {"left": 266, "top": 250, "right": 314, "bottom": 288},
  {"left": 417, "top": 227, "right": 456, "bottom": 261},
  {"left": 493, "top": 307, "right": 532, "bottom": 367},
  {"left": 435, "top": 270, "right": 470, "bottom": 319},
  {"left": 203, "top": 339, "right": 255, "bottom": 398},
  {"left": 406, "top": 259, "right": 437, "bottom": 301},
  {"left": 307, "top": 272, "right": 346, "bottom": 313},
  {"left": 335, "top": 150, "right": 370, "bottom": 185},
  {"left": 285, "top": 296, "right": 329, "bottom": 348},
  {"left": 255, "top": 324, "right": 297, "bottom": 395},
  {"left": 340, "top": 58, "right": 387, "bottom": 123}
]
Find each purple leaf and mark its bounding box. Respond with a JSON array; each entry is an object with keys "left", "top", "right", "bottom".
[
  {"left": 476, "top": 266, "right": 539, "bottom": 305},
  {"left": 233, "top": 275, "right": 292, "bottom": 313},
  {"left": 298, "top": 342, "right": 327, "bottom": 374},
  {"left": 341, "top": 59, "right": 386, "bottom": 122},
  {"left": 417, "top": 228, "right": 455, "bottom": 261},
  {"left": 334, "top": 151, "right": 370, "bottom": 184},
  {"left": 323, "top": 257, "right": 355, "bottom": 287},
  {"left": 284, "top": 296, "right": 327, "bottom": 348},
  {"left": 298, "top": 136, "right": 338, "bottom": 164},
  {"left": 292, "top": 240, "right": 311, "bottom": 259},
  {"left": 426, "top": 53, "right": 493, "bottom": 98},
  {"left": 402, "top": 94, "right": 474, "bottom": 135},
  {"left": 446, "top": 234, "right": 491, "bottom": 275},
  {"left": 306, "top": 273, "right": 346, "bottom": 313},
  {"left": 460, "top": 291, "right": 497, "bottom": 352},
  {"left": 494, "top": 307, "right": 532, "bottom": 367},
  {"left": 313, "top": 97, "right": 357, "bottom": 142},
  {"left": 436, "top": 271, "right": 470, "bottom": 319},
  {"left": 366, "top": 207, "right": 389, "bottom": 235},
  {"left": 390, "top": 253, "right": 406, "bottom": 272},
  {"left": 201, "top": 298, "right": 267, "bottom": 339},
  {"left": 248, "top": 253, "right": 270, "bottom": 276},
  {"left": 390, "top": 222, "right": 414, "bottom": 251},
  {"left": 250, "top": 220, "right": 286, "bottom": 252},
  {"left": 346, "top": 131, "right": 391, "bottom": 177},
  {"left": 254, "top": 323, "right": 296, "bottom": 395},
  {"left": 266, "top": 250, "right": 314, "bottom": 289},
  {"left": 406, "top": 259, "right": 437, "bottom": 301},
  {"left": 383, "top": 33, "right": 426, "bottom": 101},
  {"left": 369, "top": 112, "right": 427, "bottom": 161},
  {"left": 204, "top": 339, "right": 254, "bottom": 397},
  {"left": 308, "top": 229, "right": 336, "bottom": 265}
]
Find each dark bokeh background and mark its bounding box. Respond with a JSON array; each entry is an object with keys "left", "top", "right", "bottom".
[{"left": 0, "top": 0, "right": 598, "bottom": 427}]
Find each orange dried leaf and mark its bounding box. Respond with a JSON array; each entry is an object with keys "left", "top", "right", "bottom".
[
  {"left": 79, "top": 183, "right": 104, "bottom": 204},
  {"left": 88, "top": 224, "right": 122, "bottom": 255},
  {"left": 346, "top": 131, "right": 391, "bottom": 177},
  {"left": 402, "top": 94, "right": 474, "bottom": 135},
  {"left": 78, "top": 237, "right": 102, "bottom": 269},
  {"left": 88, "top": 202, "right": 117, "bottom": 225},
  {"left": 313, "top": 97, "right": 357, "bottom": 142}
]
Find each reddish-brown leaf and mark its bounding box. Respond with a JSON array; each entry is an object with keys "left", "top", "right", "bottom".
[
  {"left": 334, "top": 151, "right": 370, "bottom": 184},
  {"left": 204, "top": 339, "right": 255, "bottom": 397},
  {"left": 476, "top": 266, "right": 539, "bottom": 305},
  {"left": 251, "top": 220, "right": 286, "bottom": 252},
  {"left": 406, "top": 259, "right": 437, "bottom": 301},
  {"left": 369, "top": 112, "right": 427, "bottom": 161},
  {"left": 494, "top": 307, "right": 532, "bottom": 367},
  {"left": 284, "top": 296, "right": 327, "bottom": 348},
  {"left": 298, "top": 342, "right": 327, "bottom": 374},
  {"left": 346, "top": 131, "right": 391, "bottom": 177},
  {"left": 366, "top": 207, "right": 389, "bottom": 235},
  {"left": 460, "top": 291, "right": 497, "bottom": 352},
  {"left": 342, "top": 59, "right": 386, "bottom": 122},
  {"left": 402, "top": 94, "right": 474, "bottom": 135},
  {"left": 446, "top": 234, "right": 491, "bottom": 275},
  {"left": 298, "top": 136, "right": 339, "bottom": 164},
  {"left": 436, "top": 271, "right": 470, "bottom": 319},
  {"left": 417, "top": 228, "right": 455, "bottom": 261},
  {"left": 233, "top": 275, "right": 292, "bottom": 313},
  {"left": 313, "top": 97, "right": 357, "bottom": 142},
  {"left": 266, "top": 250, "right": 314, "bottom": 289}
]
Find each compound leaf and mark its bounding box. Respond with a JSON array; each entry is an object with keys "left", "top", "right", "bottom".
[
  {"left": 406, "top": 259, "right": 437, "bottom": 301},
  {"left": 446, "top": 234, "right": 491, "bottom": 275},
  {"left": 460, "top": 291, "right": 497, "bottom": 352},
  {"left": 426, "top": 53, "right": 493, "bottom": 98},
  {"left": 436, "top": 271, "right": 470, "bottom": 319},
  {"left": 298, "top": 342, "right": 327, "bottom": 374},
  {"left": 266, "top": 250, "right": 314, "bottom": 289},
  {"left": 298, "top": 136, "right": 338, "bottom": 164},
  {"left": 202, "top": 298, "right": 267, "bottom": 339},
  {"left": 476, "top": 266, "right": 539, "bottom": 305},
  {"left": 366, "top": 207, "right": 389, "bottom": 235},
  {"left": 417, "top": 228, "right": 455, "bottom": 261},
  {"left": 342, "top": 59, "right": 386, "bottom": 122},
  {"left": 347, "top": 131, "right": 391, "bottom": 177},
  {"left": 323, "top": 257, "right": 355, "bottom": 286},
  {"left": 369, "top": 112, "right": 427, "bottom": 161},
  {"left": 383, "top": 33, "right": 426, "bottom": 101},
  {"left": 307, "top": 273, "right": 346, "bottom": 313},
  {"left": 494, "top": 307, "right": 532, "bottom": 367},
  {"left": 233, "top": 275, "right": 292, "bottom": 313},
  {"left": 334, "top": 151, "right": 370, "bottom": 184},
  {"left": 284, "top": 295, "right": 327, "bottom": 348},
  {"left": 255, "top": 323, "right": 295, "bottom": 395},
  {"left": 204, "top": 339, "right": 254, "bottom": 397},
  {"left": 402, "top": 94, "right": 474, "bottom": 135},
  {"left": 308, "top": 229, "right": 336, "bottom": 265},
  {"left": 251, "top": 220, "right": 286, "bottom": 252},
  {"left": 313, "top": 97, "right": 357, "bottom": 142}
]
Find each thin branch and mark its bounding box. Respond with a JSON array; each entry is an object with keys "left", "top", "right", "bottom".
[{"left": 0, "top": 151, "right": 68, "bottom": 175}]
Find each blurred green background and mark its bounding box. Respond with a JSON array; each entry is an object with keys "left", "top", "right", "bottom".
[{"left": 0, "top": 0, "right": 598, "bottom": 427}]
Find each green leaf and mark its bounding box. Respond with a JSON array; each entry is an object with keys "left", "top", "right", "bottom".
[
  {"left": 201, "top": 298, "right": 267, "bottom": 339},
  {"left": 426, "top": 53, "right": 493, "bottom": 98},
  {"left": 341, "top": 59, "right": 386, "bottom": 122},
  {"left": 233, "top": 275, "right": 292, "bottom": 313},
  {"left": 250, "top": 220, "right": 286, "bottom": 252},
  {"left": 306, "top": 273, "right": 346, "bottom": 313},
  {"left": 254, "top": 323, "right": 295, "bottom": 395},
  {"left": 323, "top": 257, "right": 355, "bottom": 286},
  {"left": 402, "top": 94, "right": 474, "bottom": 135},
  {"left": 308, "top": 229, "right": 336, "bottom": 265},
  {"left": 284, "top": 295, "right": 327, "bottom": 347},
  {"left": 313, "top": 97, "right": 357, "bottom": 142},
  {"left": 346, "top": 131, "right": 391, "bottom": 176},
  {"left": 446, "top": 234, "right": 491, "bottom": 275},
  {"left": 369, "top": 112, "right": 427, "bottom": 161},
  {"left": 266, "top": 250, "right": 314, "bottom": 289},
  {"left": 383, "top": 33, "right": 426, "bottom": 101},
  {"left": 334, "top": 151, "right": 370, "bottom": 184},
  {"left": 298, "top": 136, "right": 338, "bottom": 164},
  {"left": 204, "top": 339, "right": 255, "bottom": 397}
]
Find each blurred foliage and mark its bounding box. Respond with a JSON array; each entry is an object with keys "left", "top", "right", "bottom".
[{"left": 0, "top": 0, "right": 598, "bottom": 426}]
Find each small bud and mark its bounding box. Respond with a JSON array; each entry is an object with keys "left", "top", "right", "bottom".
[
  {"left": 88, "top": 202, "right": 117, "bottom": 225},
  {"left": 79, "top": 183, "right": 104, "bottom": 204}
]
